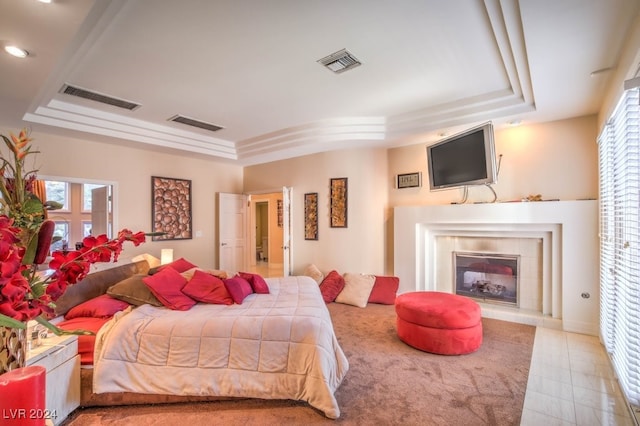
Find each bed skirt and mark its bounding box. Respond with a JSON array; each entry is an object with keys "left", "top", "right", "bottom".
[{"left": 80, "top": 368, "right": 235, "bottom": 407}]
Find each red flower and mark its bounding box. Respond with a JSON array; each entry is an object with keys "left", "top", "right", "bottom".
[
  {"left": 0, "top": 272, "right": 37, "bottom": 321},
  {"left": 44, "top": 278, "right": 67, "bottom": 301},
  {"left": 49, "top": 250, "right": 90, "bottom": 286},
  {"left": 0, "top": 241, "right": 22, "bottom": 280},
  {"left": 0, "top": 216, "right": 20, "bottom": 244},
  {"left": 0, "top": 214, "right": 146, "bottom": 327}
]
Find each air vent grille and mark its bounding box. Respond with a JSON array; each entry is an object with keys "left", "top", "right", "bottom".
[
  {"left": 169, "top": 115, "right": 224, "bottom": 132},
  {"left": 60, "top": 84, "right": 140, "bottom": 110},
  {"left": 317, "top": 49, "right": 362, "bottom": 74}
]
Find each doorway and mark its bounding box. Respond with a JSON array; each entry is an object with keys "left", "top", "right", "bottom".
[
  {"left": 248, "top": 193, "right": 284, "bottom": 277},
  {"left": 217, "top": 188, "right": 291, "bottom": 277},
  {"left": 255, "top": 201, "right": 269, "bottom": 262}
]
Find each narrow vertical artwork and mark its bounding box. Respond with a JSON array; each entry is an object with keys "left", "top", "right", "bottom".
[
  {"left": 330, "top": 178, "right": 348, "bottom": 228},
  {"left": 304, "top": 192, "right": 318, "bottom": 240}
]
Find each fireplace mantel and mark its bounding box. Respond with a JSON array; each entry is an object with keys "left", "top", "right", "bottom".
[{"left": 393, "top": 200, "right": 599, "bottom": 335}]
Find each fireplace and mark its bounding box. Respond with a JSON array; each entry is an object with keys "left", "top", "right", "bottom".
[
  {"left": 453, "top": 252, "right": 520, "bottom": 307},
  {"left": 393, "top": 201, "right": 600, "bottom": 335}
]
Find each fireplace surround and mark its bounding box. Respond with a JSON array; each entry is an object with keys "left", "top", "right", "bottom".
[{"left": 393, "top": 200, "right": 599, "bottom": 335}]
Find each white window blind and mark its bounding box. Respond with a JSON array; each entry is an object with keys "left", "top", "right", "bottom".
[{"left": 598, "top": 86, "right": 640, "bottom": 407}]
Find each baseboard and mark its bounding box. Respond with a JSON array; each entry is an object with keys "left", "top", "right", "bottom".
[
  {"left": 629, "top": 403, "right": 639, "bottom": 426},
  {"left": 604, "top": 350, "right": 640, "bottom": 424}
]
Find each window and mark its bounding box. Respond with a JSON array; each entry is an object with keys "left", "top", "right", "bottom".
[
  {"left": 82, "top": 221, "right": 92, "bottom": 237},
  {"left": 50, "top": 221, "right": 69, "bottom": 252},
  {"left": 44, "top": 180, "right": 94, "bottom": 248},
  {"left": 45, "top": 181, "right": 68, "bottom": 211},
  {"left": 598, "top": 86, "right": 640, "bottom": 407}
]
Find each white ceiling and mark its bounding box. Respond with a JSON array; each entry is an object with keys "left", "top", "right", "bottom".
[{"left": 1, "top": 0, "right": 638, "bottom": 165}]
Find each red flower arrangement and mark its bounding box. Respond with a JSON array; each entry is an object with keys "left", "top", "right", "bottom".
[
  {"left": 0, "top": 128, "right": 146, "bottom": 331},
  {"left": 0, "top": 215, "right": 146, "bottom": 329}
]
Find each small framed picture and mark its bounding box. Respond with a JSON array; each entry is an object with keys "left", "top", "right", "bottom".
[{"left": 396, "top": 172, "right": 421, "bottom": 189}]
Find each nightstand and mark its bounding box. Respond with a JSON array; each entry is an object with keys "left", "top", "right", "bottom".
[{"left": 26, "top": 334, "right": 80, "bottom": 425}]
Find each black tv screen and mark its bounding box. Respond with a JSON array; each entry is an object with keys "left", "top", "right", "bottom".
[{"left": 427, "top": 123, "right": 497, "bottom": 190}]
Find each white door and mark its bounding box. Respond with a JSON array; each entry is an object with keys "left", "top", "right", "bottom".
[
  {"left": 218, "top": 193, "right": 248, "bottom": 272},
  {"left": 91, "top": 186, "right": 110, "bottom": 237},
  {"left": 282, "top": 186, "right": 292, "bottom": 276}
]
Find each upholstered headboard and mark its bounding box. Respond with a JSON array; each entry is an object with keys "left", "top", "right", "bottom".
[{"left": 53, "top": 260, "right": 150, "bottom": 317}]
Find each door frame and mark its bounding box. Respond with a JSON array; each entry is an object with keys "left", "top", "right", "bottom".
[{"left": 247, "top": 187, "right": 292, "bottom": 276}]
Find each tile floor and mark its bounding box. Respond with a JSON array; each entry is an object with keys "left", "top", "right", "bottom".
[
  {"left": 250, "top": 261, "right": 284, "bottom": 278},
  {"left": 520, "top": 327, "right": 638, "bottom": 425}
]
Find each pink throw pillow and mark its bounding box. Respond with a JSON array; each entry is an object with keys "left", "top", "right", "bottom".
[
  {"left": 150, "top": 257, "right": 198, "bottom": 274},
  {"left": 65, "top": 294, "right": 131, "bottom": 320},
  {"left": 319, "top": 270, "right": 345, "bottom": 303},
  {"left": 238, "top": 272, "right": 270, "bottom": 294},
  {"left": 368, "top": 276, "right": 400, "bottom": 305},
  {"left": 223, "top": 276, "right": 254, "bottom": 304},
  {"left": 142, "top": 267, "right": 196, "bottom": 311},
  {"left": 182, "top": 270, "right": 233, "bottom": 305}
]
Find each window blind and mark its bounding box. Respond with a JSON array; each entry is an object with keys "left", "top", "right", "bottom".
[{"left": 598, "top": 87, "right": 640, "bottom": 407}]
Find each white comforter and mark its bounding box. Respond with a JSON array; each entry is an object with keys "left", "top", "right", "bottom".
[{"left": 93, "top": 276, "right": 349, "bottom": 418}]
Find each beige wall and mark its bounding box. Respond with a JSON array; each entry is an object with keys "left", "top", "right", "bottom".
[
  {"left": 245, "top": 116, "right": 598, "bottom": 278},
  {"left": 388, "top": 115, "right": 599, "bottom": 206},
  {"left": 1, "top": 114, "right": 598, "bottom": 277},
  {"left": 244, "top": 148, "right": 389, "bottom": 276},
  {"left": 0, "top": 129, "right": 244, "bottom": 268}
]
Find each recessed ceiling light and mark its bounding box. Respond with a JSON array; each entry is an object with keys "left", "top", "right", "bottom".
[
  {"left": 37, "top": 0, "right": 52, "bottom": 3},
  {"left": 508, "top": 120, "right": 522, "bottom": 127},
  {"left": 4, "top": 45, "right": 29, "bottom": 58}
]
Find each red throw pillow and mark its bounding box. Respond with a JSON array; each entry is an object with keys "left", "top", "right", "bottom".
[
  {"left": 182, "top": 270, "right": 233, "bottom": 305},
  {"left": 238, "top": 272, "right": 270, "bottom": 294},
  {"left": 142, "top": 267, "right": 196, "bottom": 311},
  {"left": 223, "top": 276, "right": 254, "bottom": 304},
  {"left": 65, "top": 294, "right": 131, "bottom": 320},
  {"left": 319, "top": 270, "right": 345, "bottom": 303},
  {"left": 150, "top": 257, "right": 198, "bottom": 274},
  {"left": 368, "top": 276, "right": 400, "bottom": 305},
  {"left": 57, "top": 316, "right": 111, "bottom": 365}
]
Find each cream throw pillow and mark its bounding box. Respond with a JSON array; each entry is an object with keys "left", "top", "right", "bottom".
[
  {"left": 181, "top": 267, "right": 229, "bottom": 281},
  {"left": 303, "top": 264, "right": 324, "bottom": 285},
  {"left": 335, "top": 273, "right": 376, "bottom": 308}
]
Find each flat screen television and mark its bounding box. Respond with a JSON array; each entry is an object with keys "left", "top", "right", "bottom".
[{"left": 426, "top": 122, "right": 497, "bottom": 191}]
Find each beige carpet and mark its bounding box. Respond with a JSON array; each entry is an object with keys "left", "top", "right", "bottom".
[{"left": 62, "top": 303, "right": 535, "bottom": 426}]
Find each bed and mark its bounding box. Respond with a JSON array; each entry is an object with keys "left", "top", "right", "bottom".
[{"left": 54, "top": 261, "right": 349, "bottom": 419}]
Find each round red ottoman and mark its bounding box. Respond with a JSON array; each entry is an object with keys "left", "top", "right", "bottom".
[{"left": 395, "top": 291, "right": 482, "bottom": 355}]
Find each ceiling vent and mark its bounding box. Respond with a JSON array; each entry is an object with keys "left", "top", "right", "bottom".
[
  {"left": 317, "top": 49, "right": 361, "bottom": 74},
  {"left": 169, "top": 115, "right": 224, "bottom": 132},
  {"left": 59, "top": 84, "right": 140, "bottom": 110}
]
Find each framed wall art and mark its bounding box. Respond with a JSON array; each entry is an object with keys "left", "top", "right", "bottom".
[
  {"left": 330, "top": 177, "right": 348, "bottom": 228},
  {"left": 277, "top": 199, "right": 283, "bottom": 227},
  {"left": 304, "top": 192, "right": 318, "bottom": 240},
  {"left": 151, "top": 176, "right": 192, "bottom": 241},
  {"left": 396, "top": 172, "right": 422, "bottom": 189}
]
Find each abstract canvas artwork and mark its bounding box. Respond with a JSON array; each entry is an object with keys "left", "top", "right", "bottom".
[{"left": 151, "top": 176, "right": 192, "bottom": 240}]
